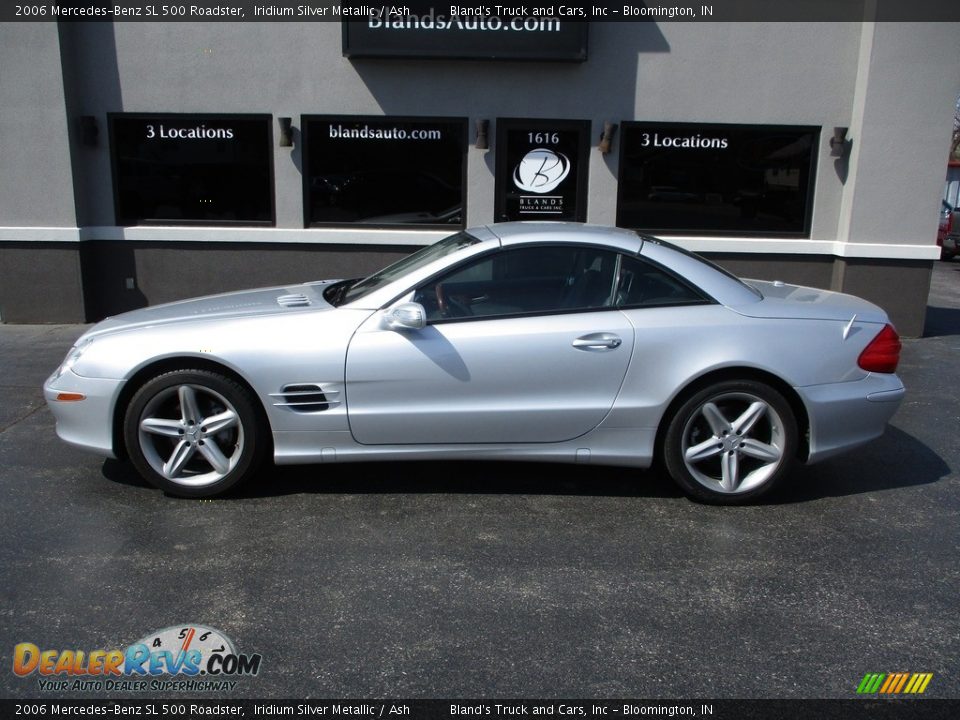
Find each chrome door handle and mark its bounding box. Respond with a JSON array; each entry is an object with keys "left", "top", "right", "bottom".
[{"left": 572, "top": 333, "right": 623, "bottom": 351}]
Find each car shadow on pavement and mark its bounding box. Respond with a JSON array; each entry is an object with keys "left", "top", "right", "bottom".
[
  {"left": 100, "top": 459, "right": 154, "bottom": 490},
  {"left": 100, "top": 456, "right": 683, "bottom": 499},
  {"left": 236, "top": 460, "right": 685, "bottom": 500},
  {"left": 924, "top": 305, "right": 960, "bottom": 337},
  {"left": 772, "top": 425, "right": 950, "bottom": 504}
]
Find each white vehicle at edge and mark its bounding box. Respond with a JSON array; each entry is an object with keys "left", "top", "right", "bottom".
[{"left": 44, "top": 223, "right": 905, "bottom": 504}]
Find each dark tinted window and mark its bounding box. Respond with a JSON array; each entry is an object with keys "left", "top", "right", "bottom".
[
  {"left": 415, "top": 246, "right": 618, "bottom": 322},
  {"left": 617, "top": 123, "right": 818, "bottom": 236},
  {"left": 495, "top": 119, "right": 590, "bottom": 222},
  {"left": 616, "top": 255, "right": 708, "bottom": 308},
  {"left": 110, "top": 114, "right": 273, "bottom": 225},
  {"left": 303, "top": 116, "right": 466, "bottom": 228},
  {"left": 642, "top": 235, "right": 761, "bottom": 299}
]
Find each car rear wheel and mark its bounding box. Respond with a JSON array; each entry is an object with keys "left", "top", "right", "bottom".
[
  {"left": 123, "top": 370, "right": 265, "bottom": 497},
  {"left": 663, "top": 380, "right": 797, "bottom": 505}
]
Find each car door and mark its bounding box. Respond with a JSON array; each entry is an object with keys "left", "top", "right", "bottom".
[{"left": 344, "top": 245, "right": 636, "bottom": 445}]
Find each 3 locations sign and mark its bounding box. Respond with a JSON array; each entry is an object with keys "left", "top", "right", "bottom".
[
  {"left": 616, "top": 122, "right": 819, "bottom": 236},
  {"left": 496, "top": 119, "right": 589, "bottom": 222},
  {"left": 342, "top": 14, "right": 588, "bottom": 61},
  {"left": 109, "top": 113, "right": 274, "bottom": 226}
]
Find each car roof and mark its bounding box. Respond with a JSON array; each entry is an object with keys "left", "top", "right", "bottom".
[
  {"left": 483, "top": 222, "right": 645, "bottom": 254},
  {"left": 480, "top": 222, "right": 760, "bottom": 306},
  {"left": 347, "top": 222, "right": 760, "bottom": 310}
]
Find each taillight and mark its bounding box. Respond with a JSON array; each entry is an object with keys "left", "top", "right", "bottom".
[{"left": 858, "top": 323, "right": 901, "bottom": 373}]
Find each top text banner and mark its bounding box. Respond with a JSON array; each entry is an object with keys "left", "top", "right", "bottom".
[{"left": 6, "top": 0, "right": 960, "bottom": 21}]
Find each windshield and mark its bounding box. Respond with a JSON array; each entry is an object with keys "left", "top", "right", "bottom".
[{"left": 324, "top": 231, "right": 480, "bottom": 307}]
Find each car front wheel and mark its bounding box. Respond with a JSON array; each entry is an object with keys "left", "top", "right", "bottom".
[
  {"left": 123, "top": 369, "right": 265, "bottom": 497},
  {"left": 663, "top": 380, "right": 797, "bottom": 504}
]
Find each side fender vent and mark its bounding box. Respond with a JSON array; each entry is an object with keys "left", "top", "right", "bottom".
[
  {"left": 270, "top": 384, "right": 340, "bottom": 413},
  {"left": 277, "top": 293, "right": 311, "bottom": 308}
]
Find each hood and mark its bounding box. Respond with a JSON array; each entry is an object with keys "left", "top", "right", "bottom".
[
  {"left": 82, "top": 280, "right": 338, "bottom": 339},
  {"left": 733, "top": 280, "right": 889, "bottom": 324}
]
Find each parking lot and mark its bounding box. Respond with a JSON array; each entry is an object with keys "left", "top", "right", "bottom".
[{"left": 1, "top": 261, "right": 958, "bottom": 700}]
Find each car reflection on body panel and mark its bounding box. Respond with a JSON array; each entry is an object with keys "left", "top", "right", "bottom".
[{"left": 44, "top": 223, "right": 904, "bottom": 504}]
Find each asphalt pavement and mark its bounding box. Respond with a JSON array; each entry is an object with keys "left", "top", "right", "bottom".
[{"left": 1, "top": 261, "right": 958, "bottom": 700}]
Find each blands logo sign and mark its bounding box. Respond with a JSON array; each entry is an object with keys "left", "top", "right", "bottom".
[
  {"left": 513, "top": 148, "right": 571, "bottom": 194},
  {"left": 496, "top": 119, "right": 589, "bottom": 223}
]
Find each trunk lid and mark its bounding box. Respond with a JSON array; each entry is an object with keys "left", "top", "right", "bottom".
[{"left": 733, "top": 280, "right": 889, "bottom": 324}]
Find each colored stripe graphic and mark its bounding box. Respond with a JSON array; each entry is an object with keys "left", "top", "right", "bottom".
[
  {"left": 904, "top": 673, "right": 933, "bottom": 694},
  {"left": 857, "top": 673, "right": 885, "bottom": 693},
  {"left": 857, "top": 672, "right": 932, "bottom": 694},
  {"left": 879, "top": 673, "right": 907, "bottom": 693}
]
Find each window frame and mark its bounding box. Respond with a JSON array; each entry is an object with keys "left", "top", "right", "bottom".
[
  {"left": 108, "top": 112, "right": 276, "bottom": 227},
  {"left": 494, "top": 117, "right": 591, "bottom": 223},
  {"left": 403, "top": 243, "right": 713, "bottom": 326},
  {"left": 614, "top": 253, "right": 714, "bottom": 310},
  {"left": 616, "top": 121, "right": 820, "bottom": 238},
  {"left": 300, "top": 114, "right": 469, "bottom": 230}
]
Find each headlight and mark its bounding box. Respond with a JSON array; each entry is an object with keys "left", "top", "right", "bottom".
[{"left": 54, "top": 338, "right": 94, "bottom": 379}]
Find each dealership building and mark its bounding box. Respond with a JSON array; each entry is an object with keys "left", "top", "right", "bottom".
[{"left": 1, "top": 16, "right": 958, "bottom": 335}]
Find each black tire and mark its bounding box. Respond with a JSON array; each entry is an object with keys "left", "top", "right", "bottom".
[
  {"left": 662, "top": 379, "right": 797, "bottom": 505},
  {"left": 123, "top": 369, "right": 266, "bottom": 498}
]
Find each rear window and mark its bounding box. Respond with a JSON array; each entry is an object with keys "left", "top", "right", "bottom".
[
  {"left": 616, "top": 255, "right": 708, "bottom": 308},
  {"left": 639, "top": 234, "right": 763, "bottom": 300}
]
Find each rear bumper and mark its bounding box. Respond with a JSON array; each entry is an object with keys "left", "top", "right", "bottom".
[
  {"left": 798, "top": 373, "right": 904, "bottom": 464},
  {"left": 943, "top": 233, "right": 959, "bottom": 256},
  {"left": 43, "top": 369, "right": 122, "bottom": 458}
]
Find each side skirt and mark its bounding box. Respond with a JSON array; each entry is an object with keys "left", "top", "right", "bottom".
[{"left": 272, "top": 427, "right": 655, "bottom": 469}]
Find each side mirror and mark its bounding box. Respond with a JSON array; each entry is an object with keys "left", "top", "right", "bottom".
[{"left": 385, "top": 302, "right": 426, "bottom": 330}]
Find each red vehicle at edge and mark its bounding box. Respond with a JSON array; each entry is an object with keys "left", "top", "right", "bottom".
[{"left": 939, "top": 199, "right": 958, "bottom": 260}]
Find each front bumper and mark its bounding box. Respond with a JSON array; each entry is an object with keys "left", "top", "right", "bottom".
[
  {"left": 43, "top": 369, "right": 124, "bottom": 458},
  {"left": 799, "top": 372, "right": 905, "bottom": 464}
]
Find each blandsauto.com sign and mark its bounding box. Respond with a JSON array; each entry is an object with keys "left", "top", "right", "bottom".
[{"left": 342, "top": 14, "right": 588, "bottom": 61}]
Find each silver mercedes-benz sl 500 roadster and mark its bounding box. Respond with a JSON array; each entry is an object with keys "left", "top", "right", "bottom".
[{"left": 44, "top": 223, "right": 904, "bottom": 504}]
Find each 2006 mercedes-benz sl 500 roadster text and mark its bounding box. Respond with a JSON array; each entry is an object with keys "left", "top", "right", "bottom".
[{"left": 45, "top": 223, "right": 904, "bottom": 504}]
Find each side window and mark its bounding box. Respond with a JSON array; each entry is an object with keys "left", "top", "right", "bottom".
[
  {"left": 616, "top": 255, "right": 708, "bottom": 308},
  {"left": 415, "top": 246, "right": 618, "bottom": 322}
]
